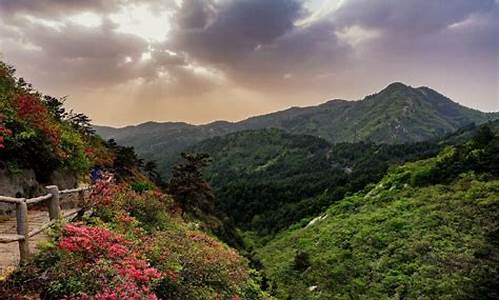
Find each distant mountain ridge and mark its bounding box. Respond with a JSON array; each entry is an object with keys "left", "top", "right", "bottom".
[{"left": 94, "top": 82, "right": 497, "bottom": 174}]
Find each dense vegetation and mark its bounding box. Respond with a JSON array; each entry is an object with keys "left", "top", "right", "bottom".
[
  {"left": 1, "top": 181, "right": 270, "bottom": 299},
  {"left": 0, "top": 61, "right": 101, "bottom": 183},
  {"left": 188, "top": 125, "right": 496, "bottom": 236},
  {"left": 95, "top": 82, "right": 497, "bottom": 177},
  {"left": 257, "top": 130, "right": 498, "bottom": 299},
  {"left": 0, "top": 60, "right": 162, "bottom": 194}
]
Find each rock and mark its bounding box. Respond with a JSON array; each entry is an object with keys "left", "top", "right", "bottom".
[
  {"left": 0, "top": 168, "right": 42, "bottom": 215},
  {"left": 308, "top": 285, "right": 318, "bottom": 291},
  {"left": 306, "top": 214, "right": 328, "bottom": 228}
]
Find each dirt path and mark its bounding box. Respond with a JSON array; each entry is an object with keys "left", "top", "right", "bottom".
[{"left": 0, "top": 208, "right": 79, "bottom": 277}]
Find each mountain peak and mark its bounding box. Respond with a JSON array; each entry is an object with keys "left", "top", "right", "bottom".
[{"left": 381, "top": 82, "right": 412, "bottom": 93}]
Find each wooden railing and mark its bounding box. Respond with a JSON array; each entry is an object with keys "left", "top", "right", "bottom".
[{"left": 0, "top": 185, "right": 91, "bottom": 263}]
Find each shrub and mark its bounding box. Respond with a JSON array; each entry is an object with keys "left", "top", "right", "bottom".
[
  {"left": 2, "top": 174, "right": 270, "bottom": 300},
  {"left": 50, "top": 224, "right": 166, "bottom": 299},
  {"left": 130, "top": 181, "right": 155, "bottom": 193}
]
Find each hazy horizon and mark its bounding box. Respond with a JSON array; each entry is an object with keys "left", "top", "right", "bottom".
[
  {"left": 1, "top": 0, "right": 498, "bottom": 127},
  {"left": 94, "top": 80, "right": 499, "bottom": 128}
]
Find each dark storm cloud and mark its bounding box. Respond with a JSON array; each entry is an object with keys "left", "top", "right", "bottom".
[
  {"left": 331, "top": 0, "right": 498, "bottom": 59},
  {"left": 0, "top": 0, "right": 176, "bottom": 18},
  {"left": 172, "top": 0, "right": 306, "bottom": 63},
  {"left": 168, "top": 0, "right": 499, "bottom": 98},
  {"left": 330, "top": 0, "right": 498, "bottom": 73},
  {"left": 170, "top": 0, "right": 349, "bottom": 91}
]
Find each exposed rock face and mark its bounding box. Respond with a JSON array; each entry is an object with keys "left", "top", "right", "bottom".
[
  {"left": 0, "top": 169, "right": 41, "bottom": 198},
  {"left": 0, "top": 168, "right": 42, "bottom": 215},
  {"left": 0, "top": 168, "right": 78, "bottom": 215},
  {"left": 49, "top": 170, "right": 78, "bottom": 190}
]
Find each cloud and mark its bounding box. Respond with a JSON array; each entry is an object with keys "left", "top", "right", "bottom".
[
  {"left": 169, "top": 0, "right": 350, "bottom": 92},
  {"left": 0, "top": 0, "right": 121, "bottom": 19},
  {"left": 171, "top": 0, "right": 305, "bottom": 63},
  {"left": 0, "top": 0, "right": 497, "bottom": 126},
  {"left": 333, "top": 0, "right": 496, "bottom": 35}
]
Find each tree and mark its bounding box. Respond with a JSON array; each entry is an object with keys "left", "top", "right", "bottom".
[
  {"left": 42, "top": 95, "right": 67, "bottom": 121},
  {"left": 67, "top": 111, "right": 95, "bottom": 136},
  {"left": 143, "top": 160, "right": 164, "bottom": 187},
  {"left": 106, "top": 139, "right": 144, "bottom": 180},
  {"left": 168, "top": 152, "right": 215, "bottom": 215},
  {"left": 472, "top": 124, "right": 495, "bottom": 148},
  {"left": 293, "top": 250, "right": 310, "bottom": 272}
]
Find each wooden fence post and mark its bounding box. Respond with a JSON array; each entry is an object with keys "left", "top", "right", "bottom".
[
  {"left": 78, "top": 189, "right": 85, "bottom": 205},
  {"left": 16, "top": 200, "right": 30, "bottom": 263},
  {"left": 46, "top": 185, "right": 61, "bottom": 220}
]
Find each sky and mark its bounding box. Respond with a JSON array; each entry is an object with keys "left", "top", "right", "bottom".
[{"left": 0, "top": 0, "right": 498, "bottom": 126}]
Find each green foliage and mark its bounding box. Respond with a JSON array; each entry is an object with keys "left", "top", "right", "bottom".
[
  {"left": 130, "top": 181, "right": 155, "bottom": 193},
  {"left": 168, "top": 152, "right": 215, "bottom": 216},
  {"left": 0, "top": 60, "right": 114, "bottom": 183},
  {"left": 148, "top": 226, "right": 264, "bottom": 300},
  {"left": 2, "top": 183, "right": 271, "bottom": 300},
  {"left": 404, "top": 126, "right": 498, "bottom": 187},
  {"left": 292, "top": 251, "right": 310, "bottom": 272},
  {"left": 257, "top": 144, "right": 498, "bottom": 299},
  {"left": 105, "top": 138, "right": 145, "bottom": 181},
  {"left": 143, "top": 160, "right": 165, "bottom": 187},
  {"left": 189, "top": 128, "right": 445, "bottom": 235}
]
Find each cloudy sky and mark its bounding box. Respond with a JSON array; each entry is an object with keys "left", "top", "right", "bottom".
[{"left": 0, "top": 0, "right": 498, "bottom": 126}]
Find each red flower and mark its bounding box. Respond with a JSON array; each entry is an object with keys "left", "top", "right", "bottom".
[
  {"left": 94, "top": 284, "right": 158, "bottom": 300},
  {"left": 59, "top": 224, "right": 131, "bottom": 259},
  {"left": 15, "top": 94, "right": 62, "bottom": 148},
  {"left": 58, "top": 224, "right": 170, "bottom": 300}
]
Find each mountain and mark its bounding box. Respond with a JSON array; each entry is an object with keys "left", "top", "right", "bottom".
[
  {"left": 257, "top": 133, "right": 499, "bottom": 299},
  {"left": 94, "top": 82, "right": 497, "bottom": 175}
]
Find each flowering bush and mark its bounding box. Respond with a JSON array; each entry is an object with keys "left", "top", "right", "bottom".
[
  {"left": 58, "top": 224, "right": 131, "bottom": 259},
  {"left": 1, "top": 175, "right": 271, "bottom": 300},
  {"left": 0, "top": 60, "right": 118, "bottom": 182},
  {"left": 87, "top": 180, "right": 173, "bottom": 233},
  {"left": 16, "top": 94, "right": 63, "bottom": 150},
  {"left": 87, "top": 180, "right": 127, "bottom": 208},
  {"left": 54, "top": 224, "right": 168, "bottom": 300},
  {"left": 70, "top": 284, "right": 159, "bottom": 300},
  {"left": 147, "top": 226, "right": 263, "bottom": 300}
]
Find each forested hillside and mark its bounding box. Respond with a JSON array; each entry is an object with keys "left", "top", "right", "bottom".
[
  {"left": 0, "top": 61, "right": 153, "bottom": 196},
  {"left": 95, "top": 83, "right": 497, "bottom": 177},
  {"left": 257, "top": 128, "right": 499, "bottom": 299},
  {"left": 188, "top": 123, "right": 497, "bottom": 236}
]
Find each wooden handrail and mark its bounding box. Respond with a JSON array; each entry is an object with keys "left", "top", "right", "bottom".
[
  {"left": 60, "top": 186, "right": 90, "bottom": 195},
  {"left": 0, "top": 196, "right": 25, "bottom": 204},
  {"left": 0, "top": 234, "right": 24, "bottom": 243},
  {"left": 26, "top": 193, "right": 53, "bottom": 205},
  {"left": 0, "top": 184, "right": 92, "bottom": 263}
]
